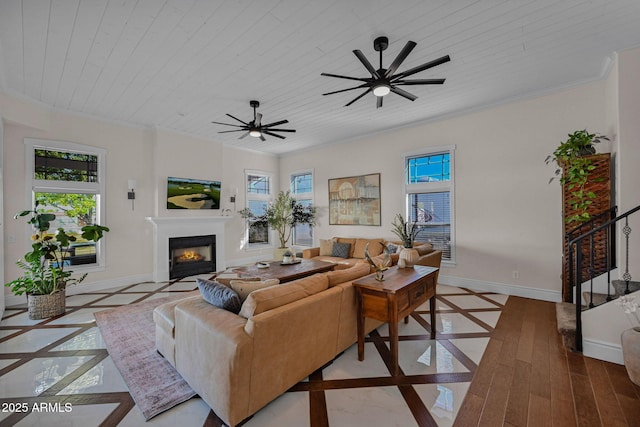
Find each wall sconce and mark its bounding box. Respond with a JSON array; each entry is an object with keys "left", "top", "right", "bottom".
[{"left": 127, "top": 179, "right": 136, "bottom": 210}]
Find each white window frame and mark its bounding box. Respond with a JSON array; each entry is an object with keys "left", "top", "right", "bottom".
[
  {"left": 24, "top": 138, "right": 107, "bottom": 272},
  {"left": 290, "top": 169, "right": 314, "bottom": 247},
  {"left": 403, "top": 145, "right": 456, "bottom": 265},
  {"left": 244, "top": 169, "right": 273, "bottom": 249}
]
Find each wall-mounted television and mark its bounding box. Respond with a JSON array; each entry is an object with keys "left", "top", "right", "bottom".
[{"left": 167, "top": 177, "right": 221, "bottom": 210}]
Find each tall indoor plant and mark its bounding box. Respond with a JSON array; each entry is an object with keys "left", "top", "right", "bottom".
[
  {"left": 546, "top": 129, "right": 609, "bottom": 223},
  {"left": 390, "top": 213, "right": 420, "bottom": 267},
  {"left": 5, "top": 201, "right": 110, "bottom": 319},
  {"left": 240, "top": 191, "right": 316, "bottom": 260}
]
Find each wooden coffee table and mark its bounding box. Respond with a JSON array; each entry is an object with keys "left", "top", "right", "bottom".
[
  {"left": 232, "top": 259, "right": 336, "bottom": 283},
  {"left": 353, "top": 265, "right": 438, "bottom": 375}
]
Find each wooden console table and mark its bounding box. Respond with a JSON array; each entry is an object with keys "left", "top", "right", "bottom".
[{"left": 353, "top": 265, "right": 438, "bottom": 375}]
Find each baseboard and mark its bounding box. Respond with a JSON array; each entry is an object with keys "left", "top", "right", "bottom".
[
  {"left": 583, "top": 337, "right": 624, "bottom": 365},
  {"left": 4, "top": 273, "right": 154, "bottom": 308},
  {"left": 439, "top": 275, "right": 562, "bottom": 302}
]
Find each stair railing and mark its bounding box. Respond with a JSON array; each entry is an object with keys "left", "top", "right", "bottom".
[{"left": 568, "top": 204, "right": 640, "bottom": 352}]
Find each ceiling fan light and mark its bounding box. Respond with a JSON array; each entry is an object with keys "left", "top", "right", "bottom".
[
  {"left": 373, "top": 83, "right": 391, "bottom": 97},
  {"left": 249, "top": 129, "right": 262, "bottom": 138}
]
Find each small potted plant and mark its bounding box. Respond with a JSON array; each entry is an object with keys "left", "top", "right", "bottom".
[
  {"left": 5, "top": 201, "right": 110, "bottom": 319},
  {"left": 239, "top": 191, "right": 316, "bottom": 260},
  {"left": 390, "top": 213, "right": 420, "bottom": 268},
  {"left": 545, "top": 129, "right": 609, "bottom": 223}
]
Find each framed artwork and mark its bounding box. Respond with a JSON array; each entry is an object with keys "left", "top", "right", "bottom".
[{"left": 328, "top": 173, "right": 381, "bottom": 225}]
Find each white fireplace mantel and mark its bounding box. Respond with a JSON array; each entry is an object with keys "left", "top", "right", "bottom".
[{"left": 146, "top": 216, "right": 233, "bottom": 282}]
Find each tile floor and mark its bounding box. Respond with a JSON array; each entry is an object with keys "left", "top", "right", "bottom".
[{"left": 0, "top": 275, "right": 506, "bottom": 426}]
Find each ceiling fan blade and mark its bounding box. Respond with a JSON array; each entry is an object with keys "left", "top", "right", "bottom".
[
  {"left": 390, "top": 86, "right": 417, "bottom": 101},
  {"left": 376, "top": 96, "right": 383, "bottom": 109},
  {"left": 255, "top": 113, "right": 262, "bottom": 127},
  {"left": 384, "top": 41, "right": 417, "bottom": 78},
  {"left": 345, "top": 88, "right": 372, "bottom": 107},
  {"left": 266, "top": 128, "right": 296, "bottom": 133},
  {"left": 211, "top": 121, "right": 244, "bottom": 127},
  {"left": 353, "top": 50, "right": 380, "bottom": 78},
  {"left": 322, "top": 84, "right": 369, "bottom": 96},
  {"left": 263, "top": 130, "right": 286, "bottom": 139},
  {"left": 392, "top": 55, "right": 450, "bottom": 80},
  {"left": 260, "top": 134, "right": 266, "bottom": 142},
  {"left": 238, "top": 131, "right": 250, "bottom": 139},
  {"left": 262, "top": 119, "right": 288, "bottom": 128},
  {"left": 394, "top": 78, "right": 446, "bottom": 85},
  {"left": 226, "top": 113, "right": 249, "bottom": 125},
  {"left": 321, "top": 72, "right": 370, "bottom": 82},
  {"left": 218, "top": 129, "right": 248, "bottom": 133}
]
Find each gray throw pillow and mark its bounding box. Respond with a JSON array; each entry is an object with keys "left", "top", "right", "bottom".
[
  {"left": 331, "top": 242, "right": 351, "bottom": 258},
  {"left": 197, "top": 278, "right": 242, "bottom": 314}
]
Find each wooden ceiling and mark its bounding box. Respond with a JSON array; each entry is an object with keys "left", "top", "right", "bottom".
[{"left": 1, "top": 0, "right": 639, "bottom": 154}]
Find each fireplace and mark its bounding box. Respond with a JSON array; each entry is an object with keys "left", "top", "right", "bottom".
[{"left": 169, "top": 235, "right": 216, "bottom": 279}]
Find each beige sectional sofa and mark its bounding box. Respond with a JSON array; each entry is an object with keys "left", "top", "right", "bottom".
[
  {"left": 303, "top": 237, "right": 443, "bottom": 283},
  {"left": 153, "top": 262, "right": 384, "bottom": 427}
]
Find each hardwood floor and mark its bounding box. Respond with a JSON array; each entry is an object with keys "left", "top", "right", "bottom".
[{"left": 455, "top": 296, "right": 640, "bottom": 427}]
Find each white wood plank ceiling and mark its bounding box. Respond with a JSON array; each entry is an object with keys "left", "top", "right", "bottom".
[{"left": 1, "top": 0, "right": 639, "bottom": 155}]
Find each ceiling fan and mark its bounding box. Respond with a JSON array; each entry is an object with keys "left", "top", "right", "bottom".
[
  {"left": 212, "top": 100, "right": 296, "bottom": 141},
  {"left": 321, "top": 36, "right": 450, "bottom": 108}
]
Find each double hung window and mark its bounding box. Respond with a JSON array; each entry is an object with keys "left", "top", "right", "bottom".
[
  {"left": 25, "top": 139, "right": 106, "bottom": 269},
  {"left": 245, "top": 171, "right": 272, "bottom": 246},
  {"left": 290, "top": 171, "right": 314, "bottom": 246},
  {"left": 404, "top": 147, "right": 455, "bottom": 263}
]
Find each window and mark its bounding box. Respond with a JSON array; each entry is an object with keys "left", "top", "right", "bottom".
[
  {"left": 245, "top": 171, "right": 272, "bottom": 246},
  {"left": 291, "top": 171, "right": 314, "bottom": 246},
  {"left": 25, "top": 139, "right": 106, "bottom": 269},
  {"left": 404, "top": 147, "right": 455, "bottom": 263}
]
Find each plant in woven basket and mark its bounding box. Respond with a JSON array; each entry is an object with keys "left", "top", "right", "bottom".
[
  {"left": 5, "top": 200, "right": 110, "bottom": 296},
  {"left": 545, "top": 129, "right": 609, "bottom": 223}
]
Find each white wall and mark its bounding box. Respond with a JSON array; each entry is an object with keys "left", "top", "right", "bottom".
[
  {"left": 280, "top": 80, "right": 612, "bottom": 300},
  {"left": 1, "top": 92, "right": 277, "bottom": 307}
]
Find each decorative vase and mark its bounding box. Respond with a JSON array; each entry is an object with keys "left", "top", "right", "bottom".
[
  {"left": 398, "top": 247, "right": 419, "bottom": 268},
  {"left": 27, "top": 290, "right": 66, "bottom": 320},
  {"left": 621, "top": 327, "right": 640, "bottom": 386}
]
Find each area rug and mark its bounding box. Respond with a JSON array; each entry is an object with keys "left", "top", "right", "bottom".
[{"left": 94, "top": 292, "right": 198, "bottom": 420}]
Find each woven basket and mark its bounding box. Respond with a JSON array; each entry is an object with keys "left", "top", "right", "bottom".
[{"left": 27, "top": 290, "right": 66, "bottom": 320}]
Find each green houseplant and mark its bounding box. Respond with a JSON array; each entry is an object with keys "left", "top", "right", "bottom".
[
  {"left": 239, "top": 191, "right": 316, "bottom": 259},
  {"left": 390, "top": 213, "right": 420, "bottom": 268},
  {"left": 545, "top": 129, "right": 609, "bottom": 223},
  {"left": 5, "top": 201, "right": 110, "bottom": 319}
]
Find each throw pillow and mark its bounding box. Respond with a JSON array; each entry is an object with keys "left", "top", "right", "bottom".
[
  {"left": 385, "top": 243, "right": 400, "bottom": 254},
  {"left": 197, "top": 278, "right": 242, "bottom": 314},
  {"left": 331, "top": 242, "right": 351, "bottom": 258},
  {"left": 319, "top": 239, "right": 335, "bottom": 256},
  {"left": 230, "top": 278, "right": 280, "bottom": 301},
  {"left": 214, "top": 275, "right": 261, "bottom": 287}
]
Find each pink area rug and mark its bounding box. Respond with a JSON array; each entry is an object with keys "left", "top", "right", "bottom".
[{"left": 94, "top": 292, "right": 198, "bottom": 420}]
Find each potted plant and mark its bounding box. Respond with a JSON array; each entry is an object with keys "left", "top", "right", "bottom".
[
  {"left": 390, "top": 213, "right": 420, "bottom": 268},
  {"left": 5, "top": 201, "right": 110, "bottom": 319},
  {"left": 545, "top": 129, "right": 609, "bottom": 223},
  {"left": 616, "top": 295, "right": 640, "bottom": 386},
  {"left": 239, "top": 191, "right": 316, "bottom": 260}
]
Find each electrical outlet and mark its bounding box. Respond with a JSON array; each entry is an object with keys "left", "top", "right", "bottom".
[{"left": 512, "top": 271, "right": 520, "bottom": 279}]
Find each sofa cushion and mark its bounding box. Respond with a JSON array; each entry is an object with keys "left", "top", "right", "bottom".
[
  {"left": 353, "top": 238, "right": 384, "bottom": 259},
  {"left": 215, "top": 275, "right": 261, "bottom": 287},
  {"left": 197, "top": 278, "right": 242, "bottom": 314},
  {"left": 239, "top": 283, "right": 307, "bottom": 319},
  {"left": 319, "top": 239, "right": 335, "bottom": 256},
  {"left": 415, "top": 243, "right": 434, "bottom": 255},
  {"left": 326, "top": 262, "right": 371, "bottom": 287},
  {"left": 331, "top": 242, "right": 352, "bottom": 258},
  {"left": 293, "top": 273, "right": 329, "bottom": 295},
  {"left": 230, "top": 279, "right": 280, "bottom": 301},
  {"left": 336, "top": 238, "right": 357, "bottom": 257}
]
